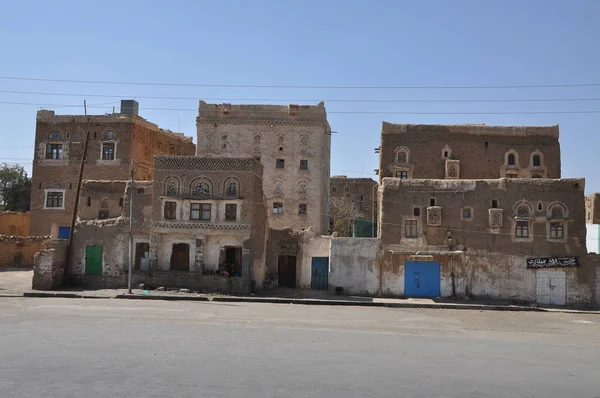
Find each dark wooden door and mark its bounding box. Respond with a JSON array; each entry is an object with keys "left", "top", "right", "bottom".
[
  {"left": 278, "top": 255, "right": 297, "bottom": 288},
  {"left": 170, "top": 243, "right": 190, "bottom": 271},
  {"left": 135, "top": 242, "right": 150, "bottom": 271}
]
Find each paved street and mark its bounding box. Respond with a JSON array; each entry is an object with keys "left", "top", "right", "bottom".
[{"left": 1, "top": 298, "right": 599, "bottom": 398}]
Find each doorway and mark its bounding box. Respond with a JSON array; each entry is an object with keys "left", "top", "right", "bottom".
[
  {"left": 170, "top": 243, "right": 190, "bottom": 271},
  {"left": 311, "top": 257, "right": 329, "bottom": 290},
  {"left": 85, "top": 245, "right": 103, "bottom": 275},
  {"left": 404, "top": 261, "right": 441, "bottom": 297},
  {"left": 135, "top": 242, "right": 150, "bottom": 271},
  {"left": 224, "top": 246, "right": 243, "bottom": 277},
  {"left": 536, "top": 270, "right": 566, "bottom": 306},
  {"left": 278, "top": 255, "right": 297, "bottom": 288}
]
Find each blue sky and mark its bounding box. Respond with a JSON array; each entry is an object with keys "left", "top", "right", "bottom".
[{"left": 1, "top": 0, "right": 599, "bottom": 191}]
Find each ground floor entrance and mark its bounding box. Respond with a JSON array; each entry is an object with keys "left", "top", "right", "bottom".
[
  {"left": 85, "top": 245, "right": 103, "bottom": 275},
  {"left": 404, "top": 261, "right": 441, "bottom": 297},
  {"left": 278, "top": 255, "right": 297, "bottom": 288},
  {"left": 311, "top": 257, "right": 329, "bottom": 290},
  {"left": 170, "top": 243, "right": 190, "bottom": 271},
  {"left": 536, "top": 270, "right": 566, "bottom": 306}
]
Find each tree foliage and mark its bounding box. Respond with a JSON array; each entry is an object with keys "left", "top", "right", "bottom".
[
  {"left": 0, "top": 164, "right": 31, "bottom": 212},
  {"left": 330, "top": 195, "right": 365, "bottom": 237}
]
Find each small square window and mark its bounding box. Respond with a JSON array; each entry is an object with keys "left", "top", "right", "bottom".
[
  {"left": 395, "top": 170, "right": 408, "bottom": 179},
  {"left": 405, "top": 219, "right": 418, "bottom": 238},
  {"left": 276, "top": 159, "right": 285, "bottom": 169},
  {"left": 45, "top": 144, "right": 63, "bottom": 160},
  {"left": 300, "top": 160, "right": 308, "bottom": 170},
  {"left": 462, "top": 208, "right": 472, "bottom": 219},
  {"left": 225, "top": 204, "right": 237, "bottom": 221},
  {"left": 164, "top": 201, "right": 177, "bottom": 220},
  {"left": 491, "top": 199, "right": 499, "bottom": 209},
  {"left": 413, "top": 207, "right": 420, "bottom": 217},
  {"left": 298, "top": 203, "right": 307, "bottom": 214},
  {"left": 98, "top": 210, "right": 109, "bottom": 219},
  {"left": 429, "top": 198, "right": 436, "bottom": 207},
  {"left": 101, "top": 142, "right": 115, "bottom": 160},
  {"left": 273, "top": 202, "right": 284, "bottom": 214}
]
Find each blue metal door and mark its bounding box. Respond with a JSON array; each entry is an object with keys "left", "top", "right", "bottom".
[
  {"left": 404, "top": 261, "right": 441, "bottom": 297},
  {"left": 311, "top": 257, "right": 329, "bottom": 290},
  {"left": 58, "top": 226, "right": 71, "bottom": 240}
]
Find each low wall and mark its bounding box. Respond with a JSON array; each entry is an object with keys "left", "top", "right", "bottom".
[
  {"left": 329, "top": 238, "right": 381, "bottom": 295},
  {"left": 71, "top": 271, "right": 250, "bottom": 294},
  {"left": 0, "top": 235, "right": 50, "bottom": 267},
  {"left": 32, "top": 239, "right": 68, "bottom": 290},
  {"left": 0, "top": 211, "right": 29, "bottom": 236}
]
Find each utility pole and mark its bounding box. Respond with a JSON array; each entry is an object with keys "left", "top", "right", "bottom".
[
  {"left": 372, "top": 183, "right": 377, "bottom": 238},
  {"left": 128, "top": 160, "right": 134, "bottom": 294}
]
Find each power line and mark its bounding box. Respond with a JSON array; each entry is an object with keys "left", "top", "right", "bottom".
[
  {"left": 1, "top": 75, "right": 600, "bottom": 89},
  {"left": 2, "top": 101, "right": 600, "bottom": 115},
  {"left": 2, "top": 89, "right": 600, "bottom": 104}
]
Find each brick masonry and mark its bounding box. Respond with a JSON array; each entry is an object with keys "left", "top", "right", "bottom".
[{"left": 0, "top": 235, "right": 51, "bottom": 267}]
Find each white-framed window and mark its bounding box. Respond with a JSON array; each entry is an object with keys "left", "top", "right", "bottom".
[
  {"left": 44, "top": 190, "right": 65, "bottom": 209},
  {"left": 549, "top": 221, "right": 564, "bottom": 239},
  {"left": 45, "top": 143, "right": 63, "bottom": 160},
  {"left": 395, "top": 147, "right": 410, "bottom": 164},
  {"left": 405, "top": 219, "right": 418, "bottom": 238},
  {"left": 101, "top": 142, "right": 116, "bottom": 160},
  {"left": 273, "top": 202, "right": 284, "bottom": 214},
  {"left": 396, "top": 170, "right": 409, "bottom": 179},
  {"left": 515, "top": 220, "right": 529, "bottom": 238},
  {"left": 507, "top": 152, "right": 517, "bottom": 166},
  {"left": 190, "top": 203, "right": 211, "bottom": 221}
]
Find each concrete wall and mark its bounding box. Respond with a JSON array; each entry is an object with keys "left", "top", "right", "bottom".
[
  {"left": 196, "top": 101, "right": 331, "bottom": 235},
  {"left": 329, "top": 238, "right": 381, "bottom": 296},
  {"left": 379, "top": 122, "right": 561, "bottom": 180},
  {"left": 32, "top": 239, "right": 68, "bottom": 290},
  {"left": 297, "top": 230, "right": 331, "bottom": 288},
  {"left": 0, "top": 211, "right": 29, "bottom": 236},
  {"left": 0, "top": 235, "right": 50, "bottom": 267},
  {"left": 587, "top": 224, "right": 599, "bottom": 254}
]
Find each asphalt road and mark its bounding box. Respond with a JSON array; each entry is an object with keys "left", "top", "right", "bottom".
[{"left": 1, "top": 298, "right": 599, "bottom": 398}]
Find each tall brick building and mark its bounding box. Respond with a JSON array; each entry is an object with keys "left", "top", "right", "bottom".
[
  {"left": 196, "top": 101, "right": 331, "bottom": 234},
  {"left": 29, "top": 100, "right": 196, "bottom": 237}
]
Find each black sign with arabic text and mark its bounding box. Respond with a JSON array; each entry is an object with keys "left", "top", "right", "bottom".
[{"left": 526, "top": 257, "right": 579, "bottom": 268}]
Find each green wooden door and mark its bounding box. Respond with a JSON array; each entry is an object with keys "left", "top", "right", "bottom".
[{"left": 85, "top": 246, "right": 103, "bottom": 275}]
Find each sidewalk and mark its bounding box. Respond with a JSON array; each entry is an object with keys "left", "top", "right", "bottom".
[{"left": 16, "top": 288, "right": 599, "bottom": 314}]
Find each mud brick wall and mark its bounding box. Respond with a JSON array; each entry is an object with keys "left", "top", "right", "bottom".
[{"left": 0, "top": 235, "right": 50, "bottom": 267}]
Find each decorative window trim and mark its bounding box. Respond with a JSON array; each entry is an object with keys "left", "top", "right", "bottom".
[
  {"left": 547, "top": 221, "right": 566, "bottom": 241},
  {"left": 514, "top": 201, "right": 533, "bottom": 218},
  {"left": 298, "top": 181, "right": 308, "bottom": 195},
  {"left": 190, "top": 202, "right": 212, "bottom": 221},
  {"left": 223, "top": 177, "right": 241, "bottom": 198},
  {"left": 44, "top": 189, "right": 65, "bottom": 210},
  {"left": 45, "top": 143, "right": 64, "bottom": 160},
  {"left": 394, "top": 146, "right": 410, "bottom": 164},
  {"left": 48, "top": 130, "right": 63, "bottom": 141},
  {"left": 547, "top": 202, "right": 568, "bottom": 219},
  {"left": 103, "top": 131, "right": 116, "bottom": 141},
  {"left": 394, "top": 168, "right": 410, "bottom": 179},
  {"left": 164, "top": 176, "right": 181, "bottom": 196},
  {"left": 515, "top": 220, "right": 531, "bottom": 239},
  {"left": 445, "top": 159, "right": 460, "bottom": 179},
  {"left": 99, "top": 140, "right": 118, "bottom": 162},
  {"left": 274, "top": 181, "right": 284, "bottom": 196},
  {"left": 190, "top": 178, "right": 213, "bottom": 196},
  {"left": 427, "top": 206, "right": 442, "bottom": 227},
  {"left": 506, "top": 150, "right": 519, "bottom": 168},
  {"left": 530, "top": 151, "right": 544, "bottom": 169},
  {"left": 489, "top": 208, "right": 503, "bottom": 228}
]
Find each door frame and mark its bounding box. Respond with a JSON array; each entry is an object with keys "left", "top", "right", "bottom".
[
  {"left": 85, "top": 245, "right": 103, "bottom": 275},
  {"left": 404, "top": 261, "right": 441, "bottom": 298}
]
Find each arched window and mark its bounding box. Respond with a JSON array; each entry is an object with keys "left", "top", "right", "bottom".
[
  {"left": 299, "top": 181, "right": 308, "bottom": 194},
  {"left": 193, "top": 182, "right": 210, "bottom": 196},
  {"left": 516, "top": 204, "right": 530, "bottom": 218},
  {"left": 100, "top": 198, "right": 109, "bottom": 208},
  {"left": 47, "top": 178, "right": 64, "bottom": 189},
  {"left": 164, "top": 177, "right": 180, "bottom": 196},
  {"left": 48, "top": 131, "right": 62, "bottom": 141},
  {"left": 532, "top": 154, "right": 541, "bottom": 167},
  {"left": 397, "top": 150, "right": 408, "bottom": 163},
  {"left": 507, "top": 153, "right": 516, "bottom": 166},
  {"left": 548, "top": 203, "right": 567, "bottom": 219},
  {"left": 224, "top": 177, "right": 240, "bottom": 197},
  {"left": 274, "top": 181, "right": 284, "bottom": 194},
  {"left": 103, "top": 131, "right": 115, "bottom": 141}
]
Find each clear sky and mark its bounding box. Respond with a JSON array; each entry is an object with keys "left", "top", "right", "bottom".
[{"left": 1, "top": 0, "right": 599, "bottom": 191}]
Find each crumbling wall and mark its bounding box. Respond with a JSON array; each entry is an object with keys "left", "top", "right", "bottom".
[
  {"left": 32, "top": 239, "right": 68, "bottom": 290},
  {"left": 329, "top": 238, "right": 380, "bottom": 295},
  {"left": 0, "top": 235, "right": 50, "bottom": 267}
]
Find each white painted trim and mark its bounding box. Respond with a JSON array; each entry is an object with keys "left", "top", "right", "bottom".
[
  {"left": 99, "top": 140, "right": 118, "bottom": 162},
  {"left": 43, "top": 189, "right": 66, "bottom": 210}
]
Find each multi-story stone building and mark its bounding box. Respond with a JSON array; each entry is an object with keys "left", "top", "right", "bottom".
[
  {"left": 378, "top": 123, "right": 560, "bottom": 180},
  {"left": 30, "top": 100, "right": 196, "bottom": 237},
  {"left": 67, "top": 156, "right": 267, "bottom": 294},
  {"left": 195, "top": 101, "right": 331, "bottom": 234}
]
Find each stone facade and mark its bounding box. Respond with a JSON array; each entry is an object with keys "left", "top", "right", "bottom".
[
  {"left": 378, "top": 123, "right": 561, "bottom": 181},
  {"left": 196, "top": 101, "right": 331, "bottom": 235},
  {"left": 29, "top": 100, "right": 195, "bottom": 237},
  {"left": 67, "top": 157, "right": 267, "bottom": 294}
]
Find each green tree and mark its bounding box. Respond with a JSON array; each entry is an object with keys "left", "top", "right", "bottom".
[{"left": 0, "top": 164, "right": 31, "bottom": 212}]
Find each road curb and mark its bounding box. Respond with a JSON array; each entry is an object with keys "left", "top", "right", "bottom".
[
  {"left": 211, "top": 296, "right": 549, "bottom": 312},
  {"left": 0, "top": 293, "right": 24, "bottom": 298},
  {"left": 116, "top": 294, "right": 210, "bottom": 302}
]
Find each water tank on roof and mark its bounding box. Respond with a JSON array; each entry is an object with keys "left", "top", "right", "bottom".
[{"left": 121, "top": 100, "right": 139, "bottom": 115}]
